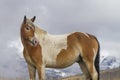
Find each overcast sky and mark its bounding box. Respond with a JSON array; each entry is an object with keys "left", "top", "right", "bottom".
[
  {"left": 0, "top": 0, "right": 120, "bottom": 75},
  {"left": 0, "top": 0, "right": 120, "bottom": 77}
]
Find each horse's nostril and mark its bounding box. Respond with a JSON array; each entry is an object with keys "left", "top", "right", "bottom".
[
  {"left": 35, "top": 40, "right": 37, "bottom": 43},
  {"left": 33, "top": 38, "right": 38, "bottom": 46}
]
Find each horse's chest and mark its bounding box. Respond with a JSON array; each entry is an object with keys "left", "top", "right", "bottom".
[
  {"left": 24, "top": 50, "right": 35, "bottom": 65},
  {"left": 24, "top": 54, "right": 35, "bottom": 65}
]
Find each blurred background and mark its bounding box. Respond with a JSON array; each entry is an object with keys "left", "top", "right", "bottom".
[{"left": 0, "top": 0, "right": 120, "bottom": 78}]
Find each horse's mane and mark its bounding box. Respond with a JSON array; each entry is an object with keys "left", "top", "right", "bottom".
[{"left": 35, "top": 26, "right": 47, "bottom": 38}]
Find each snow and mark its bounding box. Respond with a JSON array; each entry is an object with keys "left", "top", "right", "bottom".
[{"left": 100, "top": 56, "right": 120, "bottom": 70}]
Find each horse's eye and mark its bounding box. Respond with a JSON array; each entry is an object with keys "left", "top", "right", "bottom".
[{"left": 26, "top": 27, "right": 30, "bottom": 30}]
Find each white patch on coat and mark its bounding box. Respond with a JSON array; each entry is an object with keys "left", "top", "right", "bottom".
[
  {"left": 81, "top": 32, "right": 90, "bottom": 38},
  {"left": 93, "top": 48, "right": 96, "bottom": 61},
  {"left": 35, "top": 32, "right": 69, "bottom": 67}
]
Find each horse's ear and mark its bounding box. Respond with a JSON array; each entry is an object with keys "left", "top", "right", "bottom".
[
  {"left": 31, "top": 16, "right": 36, "bottom": 22},
  {"left": 23, "top": 16, "right": 27, "bottom": 24}
]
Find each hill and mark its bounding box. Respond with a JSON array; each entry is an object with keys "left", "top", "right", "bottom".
[{"left": 60, "top": 68, "right": 120, "bottom": 80}]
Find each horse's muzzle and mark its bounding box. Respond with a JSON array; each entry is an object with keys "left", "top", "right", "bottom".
[{"left": 30, "top": 37, "right": 39, "bottom": 46}]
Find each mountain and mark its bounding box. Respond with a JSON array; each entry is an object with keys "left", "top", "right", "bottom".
[{"left": 100, "top": 56, "right": 120, "bottom": 70}]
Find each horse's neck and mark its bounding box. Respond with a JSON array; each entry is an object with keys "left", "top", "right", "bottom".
[
  {"left": 46, "top": 34, "right": 68, "bottom": 42},
  {"left": 40, "top": 33, "right": 69, "bottom": 51},
  {"left": 35, "top": 26, "right": 69, "bottom": 50}
]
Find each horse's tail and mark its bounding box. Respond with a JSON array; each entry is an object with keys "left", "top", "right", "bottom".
[{"left": 95, "top": 38, "right": 100, "bottom": 80}]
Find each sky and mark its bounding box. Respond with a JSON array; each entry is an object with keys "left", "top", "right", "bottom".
[{"left": 0, "top": 0, "right": 120, "bottom": 77}]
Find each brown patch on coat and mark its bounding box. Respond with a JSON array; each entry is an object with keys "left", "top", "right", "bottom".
[
  {"left": 74, "top": 32, "right": 98, "bottom": 60},
  {"left": 74, "top": 32, "right": 98, "bottom": 73},
  {"left": 56, "top": 32, "right": 99, "bottom": 70},
  {"left": 56, "top": 32, "right": 79, "bottom": 68}
]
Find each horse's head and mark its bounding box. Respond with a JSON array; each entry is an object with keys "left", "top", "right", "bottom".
[{"left": 21, "top": 16, "right": 38, "bottom": 46}]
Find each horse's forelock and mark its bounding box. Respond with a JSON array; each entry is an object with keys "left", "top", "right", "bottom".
[{"left": 23, "top": 19, "right": 36, "bottom": 29}]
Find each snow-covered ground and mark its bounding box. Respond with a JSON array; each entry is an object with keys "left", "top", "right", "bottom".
[{"left": 100, "top": 56, "right": 120, "bottom": 70}]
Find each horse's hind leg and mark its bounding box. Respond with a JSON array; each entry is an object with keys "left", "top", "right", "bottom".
[
  {"left": 84, "top": 59, "right": 98, "bottom": 80},
  {"left": 27, "top": 63, "right": 36, "bottom": 80},
  {"left": 77, "top": 57, "right": 92, "bottom": 80}
]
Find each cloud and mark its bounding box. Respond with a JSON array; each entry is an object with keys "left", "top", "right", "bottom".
[
  {"left": 0, "top": 0, "right": 120, "bottom": 77},
  {"left": 8, "top": 39, "right": 23, "bottom": 59},
  {"left": 100, "top": 40, "right": 120, "bottom": 58},
  {"left": 39, "top": 0, "right": 120, "bottom": 34},
  {"left": 0, "top": 38, "right": 27, "bottom": 77}
]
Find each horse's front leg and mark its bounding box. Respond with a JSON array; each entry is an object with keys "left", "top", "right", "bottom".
[
  {"left": 27, "top": 63, "right": 36, "bottom": 80},
  {"left": 36, "top": 64, "right": 45, "bottom": 80}
]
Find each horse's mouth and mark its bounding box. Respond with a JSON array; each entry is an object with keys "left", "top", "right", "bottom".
[{"left": 28, "top": 37, "right": 39, "bottom": 46}]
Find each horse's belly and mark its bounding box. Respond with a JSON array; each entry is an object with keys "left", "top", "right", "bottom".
[
  {"left": 45, "top": 53, "right": 79, "bottom": 68},
  {"left": 44, "top": 58, "right": 57, "bottom": 67},
  {"left": 55, "top": 49, "right": 80, "bottom": 68},
  {"left": 45, "top": 61, "right": 74, "bottom": 69},
  {"left": 56, "top": 58, "right": 78, "bottom": 68},
  {"left": 41, "top": 33, "right": 79, "bottom": 68}
]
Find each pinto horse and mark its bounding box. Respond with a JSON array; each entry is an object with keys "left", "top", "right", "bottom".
[{"left": 20, "top": 16, "right": 100, "bottom": 80}]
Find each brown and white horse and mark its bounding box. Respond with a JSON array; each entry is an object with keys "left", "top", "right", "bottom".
[{"left": 20, "top": 16, "right": 100, "bottom": 80}]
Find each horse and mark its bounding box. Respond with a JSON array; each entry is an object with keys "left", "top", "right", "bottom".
[{"left": 20, "top": 16, "right": 100, "bottom": 80}]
